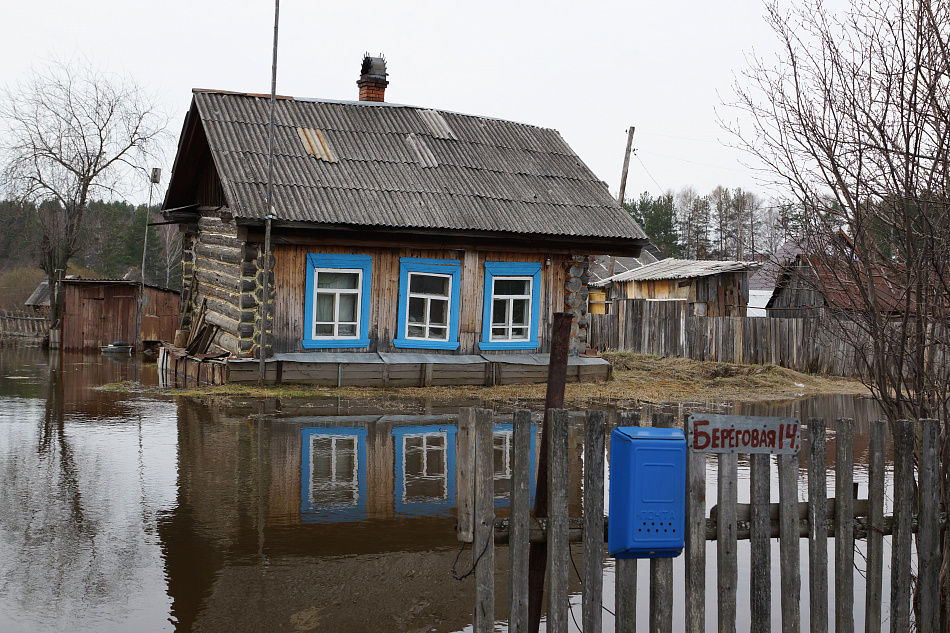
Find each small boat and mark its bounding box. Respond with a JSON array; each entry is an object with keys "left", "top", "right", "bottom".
[{"left": 101, "top": 341, "right": 134, "bottom": 355}]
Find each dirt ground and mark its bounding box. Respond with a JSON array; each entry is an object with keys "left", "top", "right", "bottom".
[{"left": 173, "top": 352, "right": 871, "bottom": 409}]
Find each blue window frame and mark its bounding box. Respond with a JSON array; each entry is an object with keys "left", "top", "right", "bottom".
[
  {"left": 300, "top": 427, "right": 368, "bottom": 522},
  {"left": 394, "top": 257, "right": 461, "bottom": 350},
  {"left": 303, "top": 254, "right": 372, "bottom": 349},
  {"left": 478, "top": 261, "right": 542, "bottom": 351}
]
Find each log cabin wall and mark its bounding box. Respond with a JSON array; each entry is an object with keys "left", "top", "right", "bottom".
[{"left": 270, "top": 243, "right": 572, "bottom": 356}]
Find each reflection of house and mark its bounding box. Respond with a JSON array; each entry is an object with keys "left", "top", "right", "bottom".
[
  {"left": 160, "top": 56, "right": 647, "bottom": 377},
  {"left": 592, "top": 258, "right": 761, "bottom": 317}
]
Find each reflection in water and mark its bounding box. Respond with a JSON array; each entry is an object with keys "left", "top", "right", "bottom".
[{"left": 0, "top": 346, "right": 894, "bottom": 633}]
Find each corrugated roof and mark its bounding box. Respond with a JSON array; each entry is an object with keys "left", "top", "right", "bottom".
[
  {"left": 180, "top": 90, "right": 647, "bottom": 241},
  {"left": 592, "top": 258, "right": 762, "bottom": 285}
]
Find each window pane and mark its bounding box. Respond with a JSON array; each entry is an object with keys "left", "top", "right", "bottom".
[
  {"left": 315, "top": 293, "right": 334, "bottom": 322},
  {"left": 317, "top": 272, "right": 359, "bottom": 289},
  {"left": 408, "top": 297, "right": 425, "bottom": 323},
  {"left": 338, "top": 324, "right": 356, "bottom": 336},
  {"left": 429, "top": 326, "right": 447, "bottom": 340},
  {"left": 511, "top": 299, "right": 528, "bottom": 325},
  {"left": 495, "top": 279, "right": 529, "bottom": 296},
  {"left": 339, "top": 294, "right": 357, "bottom": 322},
  {"left": 426, "top": 450, "right": 445, "bottom": 475},
  {"left": 492, "top": 299, "right": 507, "bottom": 325},
  {"left": 410, "top": 274, "right": 449, "bottom": 296},
  {"left": 429, "top": 299, "right": 448, "bottom": 326},
  {"left": 492, "top": 327, "right": 506, "bottom": 337},
  {"left": 511, "top": 327, "right": 528, "bottom": 339},
  {"left": 315, "top": 324, "right": 333, "bottom": 336},
  {"left": 408, "top": 325, "right": 425, "bottom": 337}
]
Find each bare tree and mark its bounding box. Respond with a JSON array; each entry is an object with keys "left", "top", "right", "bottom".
[{"left": 0, "top": 59, "right": 167, "bottom": 329}]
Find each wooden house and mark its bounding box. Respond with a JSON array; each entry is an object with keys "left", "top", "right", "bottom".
[
  {"left": 159, "top": 56, "right": 647, "bottom": 385},
  {"left": 591, "top": 258, "right": 761, "bottom": 317},
  {"left": 59, "top": 280, "right": 180, "bottom": 350}
]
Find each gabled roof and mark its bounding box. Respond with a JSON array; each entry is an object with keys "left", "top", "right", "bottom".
[
  {"left": 164, "top": 90, "right": 647, "bottom": 246},
  {"left": 591, "top": 258, "right": 761, "bottom": 287},
  {"left": 24, "top": 281, "right": 50, "bottom": 307}
]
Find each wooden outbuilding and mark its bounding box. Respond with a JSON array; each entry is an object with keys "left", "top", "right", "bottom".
[
  {"left": 591, "top": 258, "right": 761, "bottom": 317},
  {"left": 59, "top": 280, "right": 180, "bottom": 350},
  {"left": 159, "top": 56, "right": 647, "bottom": 384}
]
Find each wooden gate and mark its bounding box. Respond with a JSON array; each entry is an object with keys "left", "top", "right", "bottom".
[{"left": 458, "top": 409, "right": 947, "bottom": 632}]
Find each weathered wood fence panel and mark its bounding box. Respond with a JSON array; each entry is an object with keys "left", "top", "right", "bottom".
[
  {"left": 0, "top": 309, "right": 48, "bottom": 344},
  {"left": 461, "top": 411, "right": 946, "bottom": 633}
]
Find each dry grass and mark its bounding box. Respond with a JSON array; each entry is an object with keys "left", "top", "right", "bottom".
[{"left": 164, "top": 353, "right": 869, "bottom": 408}]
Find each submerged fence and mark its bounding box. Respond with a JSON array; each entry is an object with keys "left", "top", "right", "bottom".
[
  {"left": 457, "top": 408, "right": 948, "bottom": 632},
  {"left": 0, "top": 309, "right": 48, "bottom": 344},
  {"left": 588, "top": 299, "right": 870, "bottom": 377}
]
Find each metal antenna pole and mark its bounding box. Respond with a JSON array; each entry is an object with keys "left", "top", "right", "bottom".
[
  {"left": 259, "top": 0, "right": 279, "bottom": 386},
  {"left": 136, "top": 169, "right": 160, "bottom": 352}
]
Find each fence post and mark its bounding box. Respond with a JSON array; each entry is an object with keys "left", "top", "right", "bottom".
[
  {"left": 473, "top": 408, "right": 495, "bottom": 633},
  {"left": 918, "top": 419, "right": 940, "bottom": 632},
  {"left": 509, "top": 409, "right": 532, "bottom": 633},
  {"left": 806, "top": 418, "right": 828, "bottom": 633},
  {"left": 547, "top": 409, "right": 570, "bottom": 633},
  {"left": 583, "top": 410, "right": 606, "bottom": 633},
  {"left": 457, "top": 408, "right": 475, "bottom": 543},
  {"left": 835, "top": 418, "right": 854, "bottom": 633},
  {"left": 615, "top": 411, "right": 640, "bottom": 633},
  {"left": 649, "top": 413, "right": 674, "bottom": 633},
  {"left": 779, "top": 452, "right": 802, "bottom": 633},
  {"left": 717, "top": 449, "right": 739, "bottom": 633},
  {"left": 889, "top": 419, "right": 914, "bottom": 633},
  {"left": 864, "top": 421, "right": 886, "bottom": 633},
  {"left": 685, "top": 414, "right": 706, "bottom": 633},
  {"left": 750, "top": 452, "right": 770, "bottom": 633}
]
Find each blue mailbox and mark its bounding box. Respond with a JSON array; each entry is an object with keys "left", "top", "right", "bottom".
[{"left": 608, "top": 426, "right": 687, "bottom": 559}]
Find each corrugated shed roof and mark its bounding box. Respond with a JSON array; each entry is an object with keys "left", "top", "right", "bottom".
[
  {"left": 24, "top": 281, "right": 50, "bottom": 307},
  {"left": 592, "top": 258, "right": 762, "bottom": 286},
  {"left": 183, "top": 90, "right": 647, "bottom": 241}
]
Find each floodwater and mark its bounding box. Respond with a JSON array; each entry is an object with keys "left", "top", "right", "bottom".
[{"left": 0, "top": 346, "right": 888, "bottom": 633}]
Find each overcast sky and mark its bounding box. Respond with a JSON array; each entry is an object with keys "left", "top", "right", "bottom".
[{"left": 2, "top": 0, "right": 786, "bottom": 205}]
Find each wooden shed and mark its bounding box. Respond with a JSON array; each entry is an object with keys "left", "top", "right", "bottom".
[
  {"left": 159, "top": 56, "right": 648, "bottom": 384},
  {"left": 60, "top": 280, "right": 180, "bottom": 350},
  {"left": 592, "top": 258, "right": 761, "bottom": 317}
]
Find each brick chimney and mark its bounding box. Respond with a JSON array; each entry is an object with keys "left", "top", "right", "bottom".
[{"left": 357, "top": 54, "right": 388, "bottom": 102}]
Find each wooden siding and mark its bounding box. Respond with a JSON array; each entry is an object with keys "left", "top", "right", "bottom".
[
  {"left": 618, "top": 272, "right": 751, "bottom": 317},
  {"left": 61, "top": 282, "right": 181, "bottom": 350},
  {"left": 271, "top": 244, "right": 569, "bottom": 355},
  {"left": 141, "top": 287, "right": 182, "bottom": 343}
]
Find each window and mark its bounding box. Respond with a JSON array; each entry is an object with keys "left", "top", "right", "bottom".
[
  {"left": 303, "top": 254, "right": 372, "bottom": 349},
  {"left": 401, "top": 432, "right": 448, "bottom": 503},
  {"left": 394, "top": 257, "right": 461, "bottom": 350},
  {"left": 300, "top": 427, "right": 367, "bottom": 522},
  {"left": 479, "top": 262, "right": 542, "bottom": 350}
]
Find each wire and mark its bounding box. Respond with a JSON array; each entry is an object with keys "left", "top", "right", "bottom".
[
  {"left": 451, "top": 517, "right": 497, "bottom": 581},
  {"left": 635, "top": 155, "right": 665, "bottom": 193}
]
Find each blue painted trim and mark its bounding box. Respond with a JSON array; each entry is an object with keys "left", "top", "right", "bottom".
[
  {"left": 303, "top": 253, "right": 372, "bottom": 349},
  {"left": 392, "top": 424, "right": 458, "bottom": 517},
  {"left": 478, "top": 261, "right": 542, "bottom": 351},
  {"left": 394, "top": 257, "right": 461, "bottom": 350},
  {"left": 491, "top": 423, "right": 538, "bottom": 510},
  {"left": 300, "top": 427, "right": 368, "bottom": 522}
]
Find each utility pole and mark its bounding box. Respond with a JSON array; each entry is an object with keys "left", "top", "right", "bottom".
[
  {"left": 136, "top": 167, "right": 161, "bottom": 352},
  {"left": 617, "top": 126, "right": 636, "bottom": 205}
]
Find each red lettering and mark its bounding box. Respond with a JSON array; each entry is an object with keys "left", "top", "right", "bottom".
[
  {"left": 741, "top": 429, "right": 751, "bottom": 446},
  {"left": 712, "top": 427, "right": 720, "bottom": 448},
  {"left": 786, "top": 423, "right": 798, "bottom": 450},
  {"left": 693, "top": 420, "right": 710, "bottom": 450},
  {"left": 767, "top": 430, "right": 776, "bottom": 447},
  {"left": 779, "top": 424, "right": 784, "bottom": 449}
]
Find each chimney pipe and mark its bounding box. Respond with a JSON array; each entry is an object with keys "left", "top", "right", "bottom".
[{"left": 358, "top": 54, "right": 388, "bottom": 102}]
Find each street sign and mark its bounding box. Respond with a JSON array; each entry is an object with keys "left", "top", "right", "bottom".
[{"left": 687, "top": 414, "right": 801, "bottom": 455}]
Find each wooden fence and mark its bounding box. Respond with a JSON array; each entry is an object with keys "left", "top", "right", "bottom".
[
  {"left": 588, "top": 299, "right": 870, "bottom": 377},
  {"left": 0, "top": 309, "right": 48, "bottom": 345},
  {"left": 457, "top": 408, "right": 948, "bottom": 632}
]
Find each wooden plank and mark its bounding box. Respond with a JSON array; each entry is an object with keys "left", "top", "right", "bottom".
[
  {"left": 835, "top": 419, "right": 854, "bottom": 633},
  {"left": 547, "top": 409, "right": 570, "bottom": 633},
  {"left": 508, "top": 409, "right": 531, "bottom": 633},
  {"left": 718, "top": 451, "right": 739, "bottom": 633},
  {"left": 749, "top": 453, "right": 770, "bottom": 633},
  {"left": 615, "top": 411, "right": 640, "bottom": 633},
  {"left": 807, "top": 418, "right": 828, "bottom": 633},
  {"left": 779, "top": 453, "right": 802, "bottom": 633},
  {"left": 685, "top": 415, "right": 707, "bottom": 633},
  {"left": 864, "top": 421, "right": 885, "bottom": 633},
  {"left": 473, "top": 408, "right": 495, "bottom": 633},
  {"left": 456, "top": 408, "right": 475, "bottom": 543},
  {"left": 582, "top": 410, "right": 605, "bottom": 633},
  {"left": 917, "top": 419, "right": 940, "bottom": 633},
  {"left": 889, "top": 420, "right": 913, "bottom": 633},
  {"left": 650, "top": 412, "right": 674, "bottom": 633}
]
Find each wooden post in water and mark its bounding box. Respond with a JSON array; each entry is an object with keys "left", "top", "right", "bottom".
[
  {"left": 473, "top": 408, "right": 495, "bottom": 633},
  {"left": 806, "top": 418, "right": 828, "bottom": 633},
  {"left": 835, "top": 418, "right": 854, "bottom": 633},
  {"left": 889, "top": 420, "right": 914, "bottom": 633},
  {"left": 864, "top": 421, "right": 886, "bottom": 633},
  {"left": 685, "top": 415, "right": 707, "bottom": 633},
  {"left": 457, "top": 408, "right": 475, "bottom": 543},
  {"left": 509, "top": 409, "right": 532, "bottom": 633},
  {"left": 547, "top": 409, "right": 570, "bottom": 633},
  {"left": 779, "top": 452, "right": 802, "bottom": 633},
  {"left": 527, "top": 313, "right": 572, "bottom": 633},
  {"left": 917, "top": 419, "right": 940, "bottom": 632},
  {"left": 749, "top": 452, "right": 770, "bottom": 633},
  {"left": 650, "top": 412, "right": 675, "bottom": 633},
  {"left": 614, "top": 411, "right": 640, "bottom": 633},
  {"left": 583, "top": 410, "right": 606, "bottom": 633}
]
